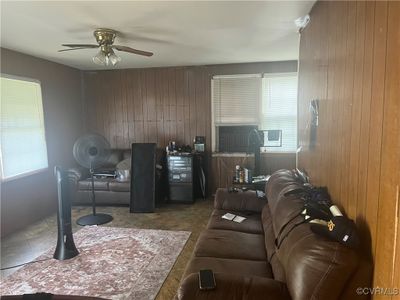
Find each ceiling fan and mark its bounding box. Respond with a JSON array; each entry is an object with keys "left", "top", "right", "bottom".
[{"left": 59, "top": 28, "right": 153, "bottom": 66}]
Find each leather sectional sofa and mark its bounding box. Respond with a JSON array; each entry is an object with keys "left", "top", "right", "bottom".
[{"left": 175, "top": 169, "right": 371, "bottom": 300}]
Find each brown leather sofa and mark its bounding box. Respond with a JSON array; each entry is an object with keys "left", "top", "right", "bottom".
[
  {"left": 68, "top": 148, "right": 166, "bottom": 205},
  {"left": 175, "top": 169, "right": 371, "bottom": 300}
]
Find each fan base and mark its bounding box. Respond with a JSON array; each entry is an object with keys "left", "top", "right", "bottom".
[{"left": 76, "top": 213, "right": 113, "bottom": 226}]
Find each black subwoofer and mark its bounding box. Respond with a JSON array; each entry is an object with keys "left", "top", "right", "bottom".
[{"left": 130, "top": 143, "right": 156, "bottom": 213}]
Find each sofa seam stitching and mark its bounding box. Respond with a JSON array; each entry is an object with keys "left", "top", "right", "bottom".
[{"left": 310, "top": 243, "right": 339, "bottom": 300}]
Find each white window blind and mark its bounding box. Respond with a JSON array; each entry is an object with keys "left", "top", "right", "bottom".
[
  {"left": 212, "top": 75, "right": 261, "bottom": 126},
  {"left": 261, "top": 73, "right": 298, "bottom": 152},
  {"left": 1, "top": 75, "right": 48, "bottom": 180}
]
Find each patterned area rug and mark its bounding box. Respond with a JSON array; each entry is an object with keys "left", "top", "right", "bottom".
[{"left": 0, "top": 226, "right": 190, "bottom": 300}]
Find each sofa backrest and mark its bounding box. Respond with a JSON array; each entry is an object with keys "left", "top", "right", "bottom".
[
  {"left": 264, "top": 170, "right": 371, "bottom": 300},
  {"left": 99, "top": 148, "right": 166, "bottom": 170},
  {"left": 102, "top": 149, "right": 124, "bottom": 168}
]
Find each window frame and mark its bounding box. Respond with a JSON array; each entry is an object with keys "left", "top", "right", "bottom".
[
  {"left": 211, "top": 72, "right": 298, "bottom": 154},
  {"left": 0, "top": 73, "right": 49, "bottom": 182}
]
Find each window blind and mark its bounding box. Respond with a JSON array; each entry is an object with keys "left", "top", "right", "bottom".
[
  {"left": 1, "top": 76, "right": 48, "bottom": 180},
  {"left": 212, "top": 75, "right": 261, "bottom": 126},
  {"left": 261, "top": 73, "right": 298, "bottom": 152}
]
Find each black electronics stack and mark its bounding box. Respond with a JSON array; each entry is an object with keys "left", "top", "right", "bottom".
[{"left": 167, "top": 153, "right": 194, "bottom": 203}]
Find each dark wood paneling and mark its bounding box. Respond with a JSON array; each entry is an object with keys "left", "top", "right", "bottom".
[
  {"left": 83, "top": 61, "right": 298, "bottom": 194},
  {"left": 83, "top": 61, "right": 297, "bottom": 149},
  {"left": 298, "top": 1, "right": 400, "bottom": 297},
  {"left": 84, "top": 67, "right": 209, "bottom": 149}
]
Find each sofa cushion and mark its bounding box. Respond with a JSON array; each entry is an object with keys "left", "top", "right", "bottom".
[
  {"left": 109, "top": 180, "right": 130, "bottom": 192},
  {"left": 176, "top": 273, "right": 291, "bottom": 300},
  {"left": 194, "top": 229, "right": 267, "bottom": 261},
  {"left": 183, "top": 257, "right": 273, "bottom": 279},
  {"left": 116, "top": 158, "right": 131, "bottom": 170},
  {"left": 207, "top": 209, "right": 264, "bottom": 234},
  {"left": 266, "top": 169, "right": 302, "bottom": 216},
  {"left": 270, "top": 194, "right": 305, "bottom": 242},
  {"left": 214, "top": 188, "right": 267, "bottom": 213},
  {"left": 262, "top": 204, "right": 286, "bottom": 283},
  {"left": 77, "top": 178, "right": 110, "bottom": 191}
]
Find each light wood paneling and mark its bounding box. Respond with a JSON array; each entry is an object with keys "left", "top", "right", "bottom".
[{"left": 298, "top": 1, "right": 400, "bottom": 297}]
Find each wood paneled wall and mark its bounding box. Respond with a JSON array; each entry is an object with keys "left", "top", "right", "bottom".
[
  {"left": 82, "top": 61, "right": 297, "bottom": 194},
  {"left": 83, "top": 61, "right": 297, "bottom": 150},
  {"left": 84, "top": 67, "right": 209, "bottom": 150},
  {"left": 298, "top": 1, "right": 400, "bottom": 297}
]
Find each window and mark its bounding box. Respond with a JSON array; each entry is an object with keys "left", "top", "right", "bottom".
[
  {"left": 261, "top": 73, "right": 298, "bottom": 152},
  {"left": 212, "top": 74, "right": 261, "bottom": 126},
  {"left": 211, "top": 73, "right": 297, "bottom": 153},
  {"left": 1, "top": 75, "right": 48, "bottom": 180},
  {"left": 211, "top": 74, "right": 261, "bottom": 152}
]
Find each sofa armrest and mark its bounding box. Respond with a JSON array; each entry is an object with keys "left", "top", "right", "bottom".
[
  {"left": 175, "top": 273, "right": 290, "bottom": 300},
  {"left": 214, "top": 188, "right": 267, "bottom": 213},
  {"left": 66, "top": 167, "right": 89, "bottom": 182}
]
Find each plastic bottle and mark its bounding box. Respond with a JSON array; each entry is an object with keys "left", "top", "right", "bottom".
[
  {"left": 235, "top": 165, "right": 241, "bottom": 183},
  {"left": 239, "top": 169, "right": 244, "bottom": 183}
]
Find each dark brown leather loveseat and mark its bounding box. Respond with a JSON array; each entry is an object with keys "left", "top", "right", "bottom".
[
  {"left": 68, "top": 148, "right": 166, "bottom": 205},
  {"left": 175, "top": 169, "right": 371, "bottom": 300}
]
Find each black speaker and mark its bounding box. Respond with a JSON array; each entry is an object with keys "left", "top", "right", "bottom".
[
  {"left": 53, "top": 166, "right": 79, "bottom": 260},
  {"left": 130, "top": 143, "right": 156, "bottom": 213}
]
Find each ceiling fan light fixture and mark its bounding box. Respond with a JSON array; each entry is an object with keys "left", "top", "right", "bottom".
[
  {"left": 60, "top": 28, "right": 153, "bottom": 67},
  {"left": 108, "top": 49, "right": 121, "bottom": 66},
  {"left": 92, "top": 48, "right": 121, "bottom": 66},
  {"left": 92, "top": 50, "right": 107, "bottom": 65}
]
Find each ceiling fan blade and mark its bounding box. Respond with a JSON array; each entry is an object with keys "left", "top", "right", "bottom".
[
  {"left": 58, "top": 47, "right": 95, "bottom": 52},
  {"left": 113, "top": 45, "right": 153, "bottom": 57},
  {"left": 62, "top": 44, "right": 99, "bottom": 48}
]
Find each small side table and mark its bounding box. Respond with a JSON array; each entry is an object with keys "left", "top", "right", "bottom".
[{"left": 231, "top": 180, "right": 267, "bottom": 191}]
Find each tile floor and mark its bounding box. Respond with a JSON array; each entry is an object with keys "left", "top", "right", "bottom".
[{"left": 1, "top": 199, "right": 214, "bottom": 300}]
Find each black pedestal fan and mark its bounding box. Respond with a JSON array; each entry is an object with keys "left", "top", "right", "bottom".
[{"left": 73, "top": 134, "right": 113, "bottom": 226}]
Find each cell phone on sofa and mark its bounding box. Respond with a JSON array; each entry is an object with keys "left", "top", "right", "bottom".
[{"left": 199, "top": 269, "right": 216, "bottom": 290}]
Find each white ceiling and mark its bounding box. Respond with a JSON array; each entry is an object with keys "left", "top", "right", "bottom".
[{"left": 1, "top": 1, "right": 314, "bottom": 70}]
